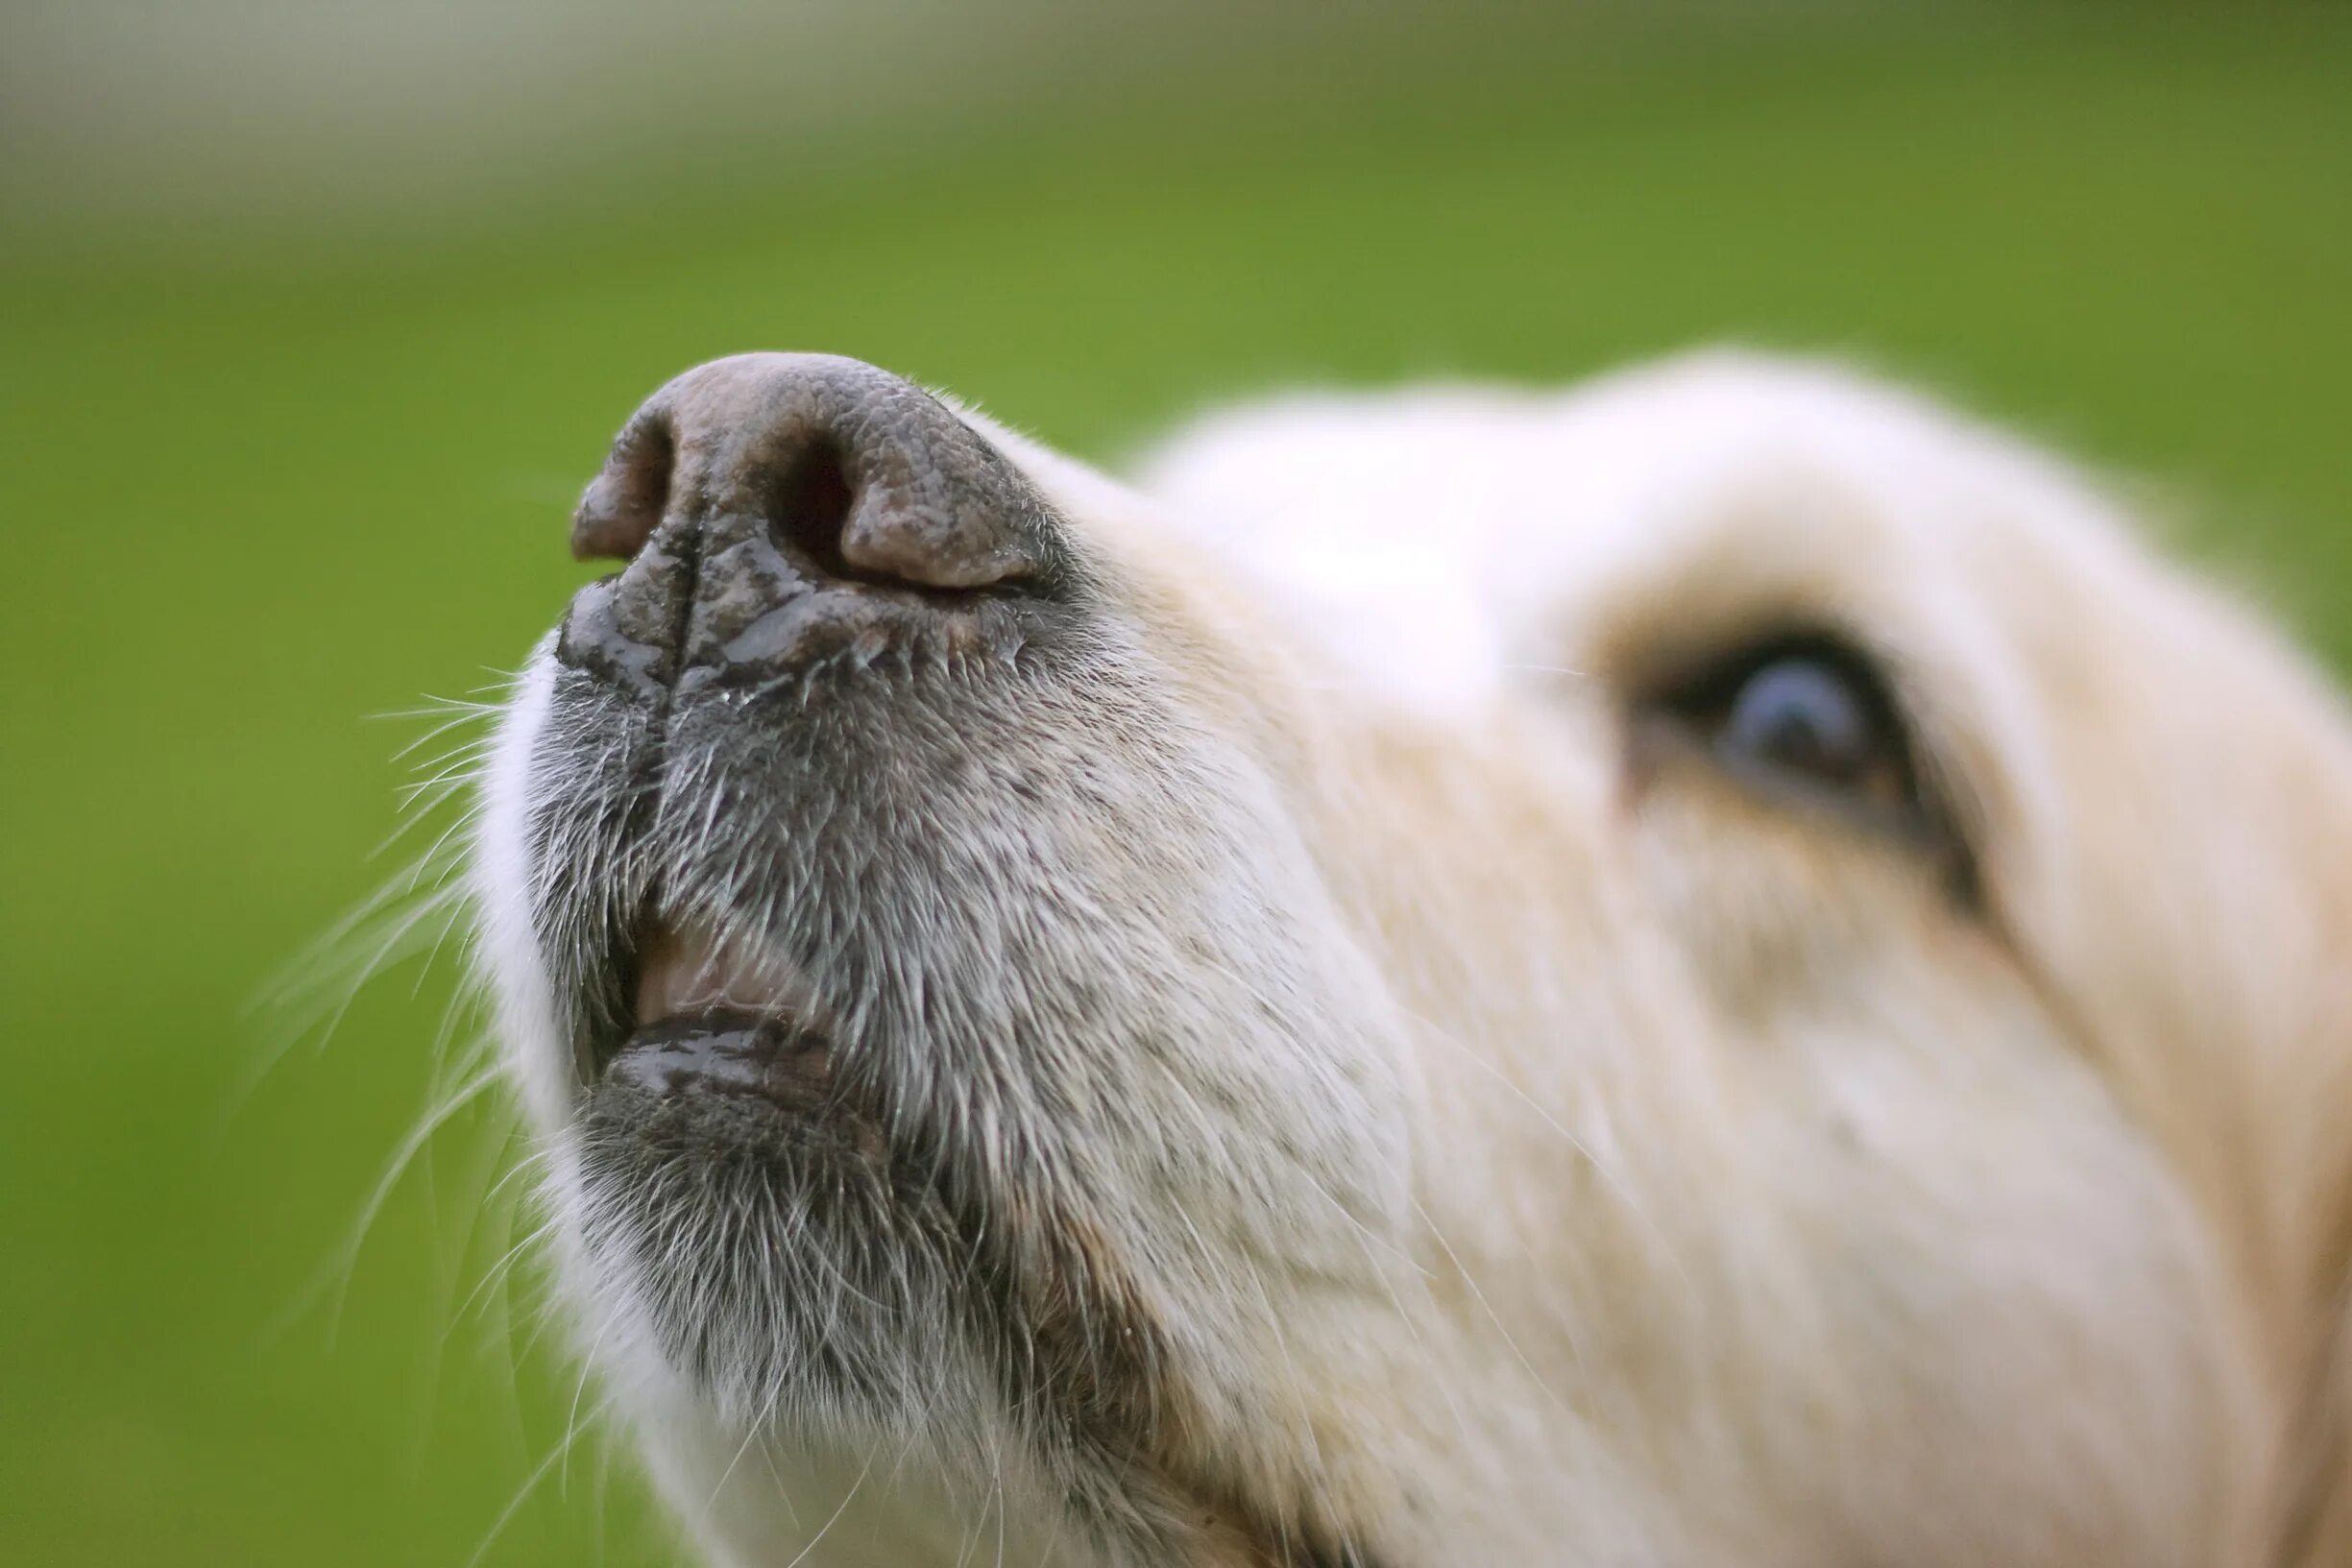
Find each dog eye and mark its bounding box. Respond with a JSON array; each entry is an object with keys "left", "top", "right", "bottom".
[
  {"left": 1637, "top": 635, "right": 1979, "bottom": 899},
  {"left": 1721, "top": 658, "right": 1888, "bottom": 792},
  {"left": 1644, "top": 636, "right": 1923, "bottom": 822}
]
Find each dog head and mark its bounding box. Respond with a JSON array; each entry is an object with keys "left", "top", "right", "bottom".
[{"left": 471, "top": 351, "right": 2352, "bottom": 1566}]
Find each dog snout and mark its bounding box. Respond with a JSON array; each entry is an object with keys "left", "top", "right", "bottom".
[{"left": 557, "top": 353, "right": 1068, "bottom": 691}]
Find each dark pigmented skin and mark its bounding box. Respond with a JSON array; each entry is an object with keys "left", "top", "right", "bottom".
[
  {"left": 607, "top": 1011, "right": 838, "bottom": 1107},
  {"left": 559, "top": 352, "right": 1079, "bottom": 696},
  {"left": 571, "top": 351, "right": 1062, "bottom": 585}
]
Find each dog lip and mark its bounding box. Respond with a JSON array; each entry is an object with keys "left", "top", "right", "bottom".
[
  {"left": 589, "top": 919, "right": 840, "bottom": 1097},
  {"left": 603, "top": 1009, "right": 841, "bottom": 1112}
]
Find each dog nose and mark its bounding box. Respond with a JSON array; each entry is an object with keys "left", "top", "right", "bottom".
[
  {"left": 574, "top": 352, "right": 1054, "bottom": 590},
  {"left": 558, "top": 354, "right": 1069, "bottom": 691}
]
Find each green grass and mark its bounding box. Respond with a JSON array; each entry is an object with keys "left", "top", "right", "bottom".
[{"left": 3, "top": 11, "right": 2349, "bottom": 1563}]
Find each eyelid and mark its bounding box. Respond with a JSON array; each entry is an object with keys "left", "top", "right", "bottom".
[
  {"left": 1639, "top": 631, "right": 1903, "bottom": 732},
  {"left": 1625, "top": 627, "right": 1977, "bottom": 900}
]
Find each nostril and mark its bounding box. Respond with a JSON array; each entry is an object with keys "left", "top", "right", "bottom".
[
  {"left": 573, "top": 411, "right": 676, "bottom": 563},
  {"left": 764, "top": 438, "right": 863, "bottom": 584}
]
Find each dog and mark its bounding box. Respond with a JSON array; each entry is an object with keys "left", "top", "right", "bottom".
[{"left": 469, "top": 350, "right": 2352, "bottom": 1566}]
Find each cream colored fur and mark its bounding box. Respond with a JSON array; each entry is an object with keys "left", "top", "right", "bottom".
[{"left": 474, "top": 352, "right": 2352, "bottom": 1565}]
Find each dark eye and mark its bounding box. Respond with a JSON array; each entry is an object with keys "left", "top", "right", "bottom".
[
  {"left": 1636, "top": 632, "right": 1973, "bottom": 895},
  {"left": 1720, "top": 657, "right": 1887, "bottom": 791},
  {"left": 1645, "top": 636, "right": 1925, "bottom": 822}
]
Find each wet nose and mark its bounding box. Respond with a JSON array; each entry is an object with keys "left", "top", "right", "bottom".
[{"left": 558, "top": 354, "right": 1069, "bottom": 691}]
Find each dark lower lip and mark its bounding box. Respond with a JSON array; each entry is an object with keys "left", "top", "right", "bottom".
[{"left": 602, "top": 1009, "right": 839, "bottom": 1113}]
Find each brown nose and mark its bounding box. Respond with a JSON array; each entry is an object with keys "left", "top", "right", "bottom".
[
  {"left": 571, "top": 352, "right": 1055, "bottom": 591},
  {"left": 557, "top": 354, "right": 1072, "bottom": 694}
]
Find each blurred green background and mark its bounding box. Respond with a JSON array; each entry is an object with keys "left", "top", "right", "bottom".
[{"left": 4, "top": 4, "right": 2348, "bottom": 1563}]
